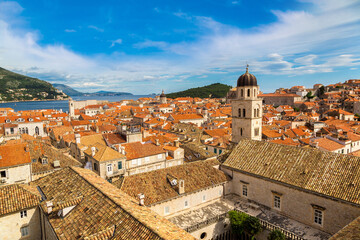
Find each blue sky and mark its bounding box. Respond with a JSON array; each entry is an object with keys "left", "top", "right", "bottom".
[{"left": 0, "top": 0, "right": 359, "bottom": 94}]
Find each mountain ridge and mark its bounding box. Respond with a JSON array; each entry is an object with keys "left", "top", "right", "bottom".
[
  {"left": 0, "top": 67, "right": 68, "bottom": 102},
  {"left": 166, "top": 83, "right": 232, "bottom": 99}
]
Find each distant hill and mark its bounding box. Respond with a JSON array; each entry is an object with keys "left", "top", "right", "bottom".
[
  {"left": 0, "top": 67, "right": 68, "bottom": 102},
  {"left": 53, "top": 83, "right": 83, "bottom": 96},
  {"left": 53, "top": 84, "right": 133, "bottom": 97},
  {"left": 166, "top": 83, "right": 232, "bottom": 99}
]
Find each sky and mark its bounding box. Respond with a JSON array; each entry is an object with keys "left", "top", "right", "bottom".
[{"left": 0, "top": 0, "right": 359, "bottom": 94}]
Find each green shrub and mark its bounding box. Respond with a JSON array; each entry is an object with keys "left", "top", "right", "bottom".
[
  {"left": 243, "top": 215, "right": 262, "bottom": 238},
  {"left": 268, "top": 230, "right": 286, "bottom": 240},
  {"left": 228, "top": 210, "right": 249, "bottom": 236}
]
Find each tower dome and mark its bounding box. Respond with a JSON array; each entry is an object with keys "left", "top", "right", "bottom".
[
  {"left": 237, "top": 65, "right": 257, "bottom": 87},
  {"left": 160, "top": 90, "right": 166, "bottom": 97}
]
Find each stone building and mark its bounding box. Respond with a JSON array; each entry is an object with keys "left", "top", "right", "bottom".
[
  {"left": 0, "top": 184, "right": 41, "bottom": 240},
  {"left": 221, "top": 139, "right": 360, "bottom": 238},
  {"left": 160, "top": 89, "right": 167, "bottom": 104},
  {"left": 231, "top": 66, "right": 262, "bottom": 143},
  {"left": 32, "top": 166, "right": 196, "bottom": 240},
  {"left": 84, "top": 142, "right": 126, "bottom": 179},
  {"left": 114, "top": 160, "right": 230, "bottom": 240},
  {"left": 0, "top": 143, "right": 32, "bottom": 185},
  {"left": 259, "top": 92, "right": 303, "bottom": 106}
]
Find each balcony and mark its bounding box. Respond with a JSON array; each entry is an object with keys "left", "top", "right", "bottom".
[{"left": 106, "top": 168, "right": 125, "bottom": 177}]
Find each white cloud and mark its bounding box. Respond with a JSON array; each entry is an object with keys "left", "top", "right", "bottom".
[
  {"left": 0, "top": 0, "right": 360, "bottom": 93},
  {"left": 88, "top": 25, "right": 104, "bottom": 32},
  {"left": 110, "top": 38, "right": 123, "bottom": 47},
  {"left": 65, "top": 29, "right": 76, "bottom": 33},
  {"left": 133, "top": 40, "right": 169, "bottom": 50}
]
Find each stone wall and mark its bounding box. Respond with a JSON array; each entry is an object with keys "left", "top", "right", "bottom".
[
  {"left": 222, "top": 167, "right": 360, "bottom": 235},
  {"left": 0, "top": 207, "right": 41, "bottom": 240}
]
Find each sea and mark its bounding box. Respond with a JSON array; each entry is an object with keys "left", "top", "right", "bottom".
[{"left": 0, "top": 95, "right": 153, "bottom": 112}]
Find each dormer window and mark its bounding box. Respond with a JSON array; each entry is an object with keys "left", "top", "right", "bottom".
[
  {"left": 29, "top": 118, "right": 33, "bottom": 122},
  {"left": 5, "top": 119, "right": 11, "bottom": 123},
  {"left": 41, "top": 156, "right": 48, "bottom": 165}
]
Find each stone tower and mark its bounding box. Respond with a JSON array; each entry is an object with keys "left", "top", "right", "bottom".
[
  {"left": 69, "top": 98, "right": 75, "bottom": 119},
  {"left": 160, "top": 90, "right": 167, "bottom": 104},
  {"left": 231, "top": 65, "right": 262, "bottom": 143}
]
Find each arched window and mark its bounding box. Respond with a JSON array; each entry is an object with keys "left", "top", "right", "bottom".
[
  {"left": 238, "top": 108, "right": 241, "bottom": 117},
  {"left": 247, "top": 89, "right": 250, "bottom": 97},
  {"left": 254, "top": 109, "right": 256, "bottom": 117},
  {"left": 243, "top": 109, "right": 246, "bottom": 117},
  {"left": 25, "top": 127, "right": 29, "bottom": 134},
  {"left": 257, "top": 109, "right": 260, "bottom": 117},
  {"left": 240, "top": 128, "right": 243, "bottom": 136},
  {"left": 241, "top": 89, "right": 244, "bottom": 97},
  {"left": 35, "top": 126, "right": 39, "bottom": 135},
  {"left": 254, "top": 89, "right": 256, "bottom": 97}
]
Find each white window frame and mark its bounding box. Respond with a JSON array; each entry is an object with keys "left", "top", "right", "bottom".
[
  {"left": 242, "top": 185, "right": 248, "bottom": 197},
  {"left": 164, "top": 206, "right": 170, "bottom": 215},
  {"left": 20, "top": 226, "right": 29, "bottom": 237},
  {"left": 157, "top": 154, "right": 162, "bottom": 159},
  {"left": 20, "top": 210, "right": 27, "bottom": 218},
  {"left": 137, "top": 158, "right": 142, "bottom": 165},
  {"left": 314, "top": 209, "right": 323, "bottom": 225},
  {"left": 184, "top": 200, "right": 189, "bottom": 208},
  {"left": 131, "top": 159, "right": 137, "bottom": 166},
  {"left": 107, "top": 164, "right": 112, "bottom": 173},
  {"left": 145, "top": 157, "right": 150, "bottom": 163},
  {"left": 274, "top": 195, "right": 281, "bottom": 209},
  {"left": 202, "top": 195, "right": 206, "bottom": 202}
]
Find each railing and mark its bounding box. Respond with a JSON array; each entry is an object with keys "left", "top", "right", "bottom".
[
  {"left": 184, "top": 212, "right": 228, "bottom": 233},
  {"left": 107, "top": 169, "right": 125, "bottom": 177},
  {"left": 233, "top": 209, "right": 305, "bottom": 240},
  {"left": 183, "top": 208, "right": 305, "bottom": 240}
]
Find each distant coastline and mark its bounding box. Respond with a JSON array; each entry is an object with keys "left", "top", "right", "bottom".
[{"left": 0, "top": 98, "right": 70, "bottom": 104}]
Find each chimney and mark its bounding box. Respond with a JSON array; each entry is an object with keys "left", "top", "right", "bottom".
[
  {"left": 75, "top": 133, "right": 81, "bottom": 144},
  {"left": 155, "top": 139, "right": 160, "bottom": 146},
  {"left": 138, "top": 193, "right": 145, "bottom": 206},
  {"left": 91, "top": 147, "right": 96, "bottom": 157},
  {"left": 120, "top": 146, "right": 126, "bottom": 155},
  {"left": 178, "top": 180, "right": 185, "bottom": 195},
  {"left": 174, "top": 140, "right": 179, "bottom": 148},
  {"left": 46, "top": 201, "right": 53, "bottom": 214}
]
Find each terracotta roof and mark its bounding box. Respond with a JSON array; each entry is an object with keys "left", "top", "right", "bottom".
[
  {"left": 122, "top": 142, "right": 166, "bottom": 160},
  {"left": 223, "top": 139, "right": 360, "bottom": 205},
  {"left": 29, "top": 140, "right": 82, "bottom": 173},
  {"left": 313, "top": 138, "right": 344, "bottom": 151},
  {"left": 330, "top": 216, "right": 360, "bottom": 240},
  {"left": 103, "top": 133, "right": 126, "bottom": 145},
  {"left": 33, "top": 167, "right": 195, "bottom": 240},
  {"left": 0, "top": 143, "right": 31, "bottom": 168},
  {"left": 0, "top": 184, "right": 40, "bottom": 216},
  {"left": 84, "top": 143, "right": 125, "bottom": 162},
  {"left": 115, "top": 161, "right": 229, "bottom": 205},
  {"left": 79, "top": 134, "right": 106, "bottom": 147}
]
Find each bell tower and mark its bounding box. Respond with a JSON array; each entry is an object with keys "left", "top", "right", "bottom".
[{"left": 231, "top": 65, "right": 262, "bottom": 143}]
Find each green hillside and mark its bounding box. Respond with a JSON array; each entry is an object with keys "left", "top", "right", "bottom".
[
  {"left": 0, "top": 67, "right": 68, "bottom": 101},
  {"left": 166, "top": 83, "right": 232, "bottom": 99}
]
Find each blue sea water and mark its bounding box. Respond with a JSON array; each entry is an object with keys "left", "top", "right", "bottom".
[{"left": 0, "top": 95, "right": 153, "bottom": 112}]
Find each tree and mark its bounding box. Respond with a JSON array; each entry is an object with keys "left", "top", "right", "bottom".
[
  {"left": 317, "top": 86, "right": 325, "bottom": 98},
  {"left": 306, "top": 91, "right": 314, "bottom": 99},
  {"left": 268, "top": 230, "right": 286, "bottom": 240},
  {"left": 228, "top": 210, "right": 249, "bottom": 236},
  {"left": 243, "top": 216, "right": 263, "bottom": 239}
]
